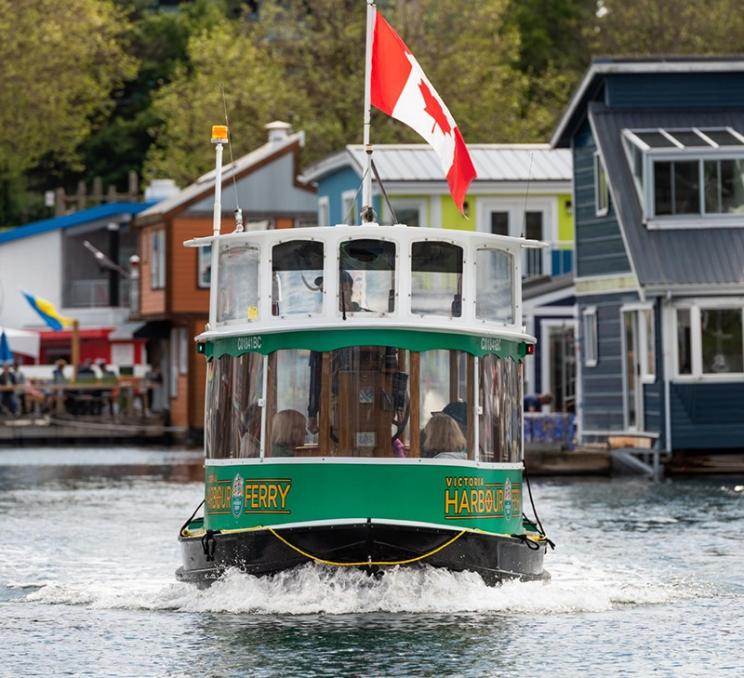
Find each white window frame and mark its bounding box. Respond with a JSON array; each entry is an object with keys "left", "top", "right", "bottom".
[
  {"left": 671, "top": 298, "right": 744, "bottom": 382},
  {"left": 384, "top": 198, "right": 426, "bottom": 227},
  {"left": 318, "top": 196, "right": 330, "bottom": 227},
  {"left": 594, "top": 151, "right": 609, "bottom": 216},
  {"left": 150, "top": 229, "right": 166, "bottom": 290},
  {"left": 582, "top": 306, "right": 598, "bottom": 367},
  {"left": 622, "top": 128, "right": 744, "bottom": 227},
  {"left": 198, "top": 244, "right": 211, "bottom": 289},
  {"left": 341, "top": 190, "right": 357, "bottom": 225},
  {"left": 621, "top": 303, "right": 656, "bottom": 383}
]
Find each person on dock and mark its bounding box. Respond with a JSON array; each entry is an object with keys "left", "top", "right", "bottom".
[
  {"left": 524, "top": 393, "right": 553, "bottom": 412},
  {"left": 0, "top": 362, "right": 19, "bottom": 416}
]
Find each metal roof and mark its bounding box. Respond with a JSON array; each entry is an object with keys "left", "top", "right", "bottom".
[
  {"left": 0, "top": 202, "right": 152, "bottom": 246},
  {"left": 302, "top": 144, "right": 572, "bottom": 183},
  {"left": 552, "top": 57, "right": 744, "bottom": 148},
  {"left": 138, "top": 130, "right": 306, "bottom": 220},
  {"left": 591, "top": 104, "right": 744, "bottom": 287}
]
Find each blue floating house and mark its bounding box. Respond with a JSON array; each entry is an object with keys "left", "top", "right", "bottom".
[{"left": 552, "top": 57, "right": 744, "bottom": 456}]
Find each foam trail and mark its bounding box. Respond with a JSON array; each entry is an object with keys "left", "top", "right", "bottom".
[{"left": 24, "top": 560, "right": 717, "bottom": 616}]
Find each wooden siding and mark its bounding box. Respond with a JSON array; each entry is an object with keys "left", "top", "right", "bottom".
[
  {"left": 170, "top": 373, "right": 189, "bottom": 428},
  {"left": 139, "top": 224, "right": 166, "bottom": 317},
  {"left": 573, "top": 124, "right": 631, "bottom": 278},
  {"left": 578, "top": 292, "right": 638, "bottom": 432},
  {"left": 606, "top": 73, "right": 744, "bottom": 109},
  {"left": 189, "top": 316, "right": 207, "bottom": 430},
  {"left": 169, "top": 216, "right": 227, "bottom": 314},
  {"left": 670, "top": 382, "right": 744, "bottom": 450}
]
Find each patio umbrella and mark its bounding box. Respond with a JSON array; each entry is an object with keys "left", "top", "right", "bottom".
[{"left": 0, "top": 330, "right": 12, "bottom": 364}]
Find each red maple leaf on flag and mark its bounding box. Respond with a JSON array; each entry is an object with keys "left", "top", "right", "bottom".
[{"left": 418, "top": 79, "right": 452, "bottom": 136}]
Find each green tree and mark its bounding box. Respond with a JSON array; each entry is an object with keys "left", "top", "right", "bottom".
[
  {"left": 143, "top": 14, "right": 292, "bottom": 186},
  {"left": 0, "top": 0, "right": 135, "bottom": 224}
]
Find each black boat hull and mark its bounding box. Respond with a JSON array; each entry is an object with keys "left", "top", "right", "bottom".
[{"left": 177, "top": 521, "right": 548, "bottom": 587}]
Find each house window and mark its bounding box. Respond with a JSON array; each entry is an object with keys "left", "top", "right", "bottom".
[
  {"left": 674, "top": 303, "right": 744, "bottom": 379},
  {"left": 318, "top": 197, "right": 330, "bottom": 227},
  {"left": 703, "top": 160, "right": 744, "bottom": 213},
  {"left": 623, "top": 127, "right": 744, "bottom": 222},
  {"left": 595, "top": 152, "right": 609, "bottom": 216},
  {"left": 198, "top": 245, "right": 211, "bottom": 288},
  {"left": 341, "top": 191, "right": 357, "bottom": 225},
  {"left": 701, "top": 308, "right": 743, "bottom": 374},
  {"left": 583, "top": 307, "right": 597, "bottom": 367},
  {"left": 490, "top": 211, "right": 509, "bottom": 236},
  {"left": 150, "top": 229, "right": 166, "bottom": 289},
  {"left": 676, "top": 308, "right": 692, "bottom": 375},
  {"left": 387, "top": 199, "right": 425, "bottom": 227}
]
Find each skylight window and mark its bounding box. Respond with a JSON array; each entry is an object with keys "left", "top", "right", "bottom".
[{"left": 622, "top": 127, "right": 744, "bottom": 223}]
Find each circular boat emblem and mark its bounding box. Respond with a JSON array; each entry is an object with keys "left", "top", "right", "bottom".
[
  {"left": 231, "top": 473, "right": 245, "bottom": 519},
  {"left": 504, "top": 478, "right": 513, "bottom": 520}
]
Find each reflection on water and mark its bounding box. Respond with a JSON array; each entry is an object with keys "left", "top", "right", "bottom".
[{"left": 1, "top": 447, "right": 743, "bottom": 676}]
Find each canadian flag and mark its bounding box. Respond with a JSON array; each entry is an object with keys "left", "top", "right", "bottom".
[{"left": 370, "top": 12, "right": 476, "bottom": 214}]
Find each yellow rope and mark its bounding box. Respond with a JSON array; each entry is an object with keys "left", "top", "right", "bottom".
[{"left": 266, "top": 526, "right": 467, "bottom": 567}]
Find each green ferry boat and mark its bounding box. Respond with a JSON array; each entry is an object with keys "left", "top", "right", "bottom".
[{"left": 176, "top": 131, "right": 551, "bottom": 585}]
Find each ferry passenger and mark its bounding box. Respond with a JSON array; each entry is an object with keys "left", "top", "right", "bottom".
[
  {"left": 270, "top": 409, "right": 306, "bottom": 457},
  {"left": 238, "top": 403, "right": 262, "bottom": 458},
  {"left": 339, "top": 270, "right": 363, "bottom": 313},
  {"left": 442, "top": 400, "right": 467, "bottom": 436},
  {"left": 422, "top": 413, "right": 467, "bottom": 460}
]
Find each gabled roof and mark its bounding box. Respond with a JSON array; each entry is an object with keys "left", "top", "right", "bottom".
[
  {"left": 301, "top": 144, "right": 572, "bottom": 184},
  {"left": 591, "top": 104, "right": 744, "bottom": 287},
  {"left": 0, "top": 202, "right": 152, "bottom": 246},
  {"left": 551, "top": 57, "right": 744, "bottom": 148},
  {"left": 137, "top": 130, "right": 309, "bottom": 224}
]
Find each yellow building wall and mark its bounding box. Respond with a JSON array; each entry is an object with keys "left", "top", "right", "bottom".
[{"left": 441, "top": 195, "right": 476, "bottom": 231}]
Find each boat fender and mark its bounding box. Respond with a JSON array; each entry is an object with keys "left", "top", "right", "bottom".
[{"left": 201, "top": 530, "right": 219, "bottom": 562}]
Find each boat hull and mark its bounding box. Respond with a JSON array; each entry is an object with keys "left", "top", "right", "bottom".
[{"left": 176, "top": 521, "right": 548, "bottom": 587}]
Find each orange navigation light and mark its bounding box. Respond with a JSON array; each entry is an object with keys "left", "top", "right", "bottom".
[{"left": 211, "top": 125, "right": 229, "bottom": 144}]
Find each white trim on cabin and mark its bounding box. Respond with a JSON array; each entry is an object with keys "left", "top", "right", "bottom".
[{"left": 204, "top": 457, "right": 524, "bottom": 470}]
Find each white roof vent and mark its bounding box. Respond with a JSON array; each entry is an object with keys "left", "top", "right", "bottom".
[
  {"left": 266, "top": 120, "right": 292, "bottom": 144},
  {"left": 144, "top": 179, "right": 180, "bottom": 202}
]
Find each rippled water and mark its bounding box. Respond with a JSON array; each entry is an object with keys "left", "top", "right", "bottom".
[{"left": 1, "top": 447, "right": 743, "bottom": 676}]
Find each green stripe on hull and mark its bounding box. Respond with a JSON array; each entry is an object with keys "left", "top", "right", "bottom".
[
  {"left": 200, "top": 329, "right": 527, "bottom": 359},
  {"left": 205, "top": 462, "right": 524, "bottom": 535}
]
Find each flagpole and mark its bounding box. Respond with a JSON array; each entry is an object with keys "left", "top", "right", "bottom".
[{"left": 361, "top": 0, "right": 376, "bottom": 223}]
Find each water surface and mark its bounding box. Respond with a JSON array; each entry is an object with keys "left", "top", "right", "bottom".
[{"left": 1, "top": 447, "right": 742, "bottom": 676}]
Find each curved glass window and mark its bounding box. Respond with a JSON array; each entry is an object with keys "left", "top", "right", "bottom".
[
  {"left": 218, "top": 243, "right": 260, "bottom": 322},
  {"left": 419, "top": 349, "right": 472, "bottom": 460},
  {"left": 479, "top": 355, "right": 523, "bottom": 463},
  {"left": 411, "top": 241, "right": 463, "bottom": 317},
  {"left": 204, "top": 345, "right": 523, "bottom": 464},
  {"left": 272, "top": 240, "right": 324, "bottom": 316},
  {"left": 338, "top": 239, "right": 396, "bottom": 315},
  {"left": 475, "top": 249, "right": 513, "bottom": 323},
  {"left": 205, "top": 353, "right": 264, "bottom": 459}
]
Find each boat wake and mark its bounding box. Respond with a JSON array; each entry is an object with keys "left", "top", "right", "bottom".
[{"left": 20, "top": 558, "right": 720, "bottom": 616}]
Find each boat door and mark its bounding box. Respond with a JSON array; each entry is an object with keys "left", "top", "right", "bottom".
[{"left": 622, "top": 309, "right": 643, "bottom": 431}]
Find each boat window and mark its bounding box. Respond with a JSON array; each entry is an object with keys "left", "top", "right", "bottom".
[
  {"left": 217, "top": 243, "right": 260, "bottom": 323},
  {"left": 475, "top": 248, "right": 514, "bottom": 324},
  {"left": 418, "top": 350, "right": 472, "bottom": 461},
  {"left": 479, "top": 355, "right": 523, "bottom": 463},
  {"left": 338, "top": 239, "right": 396, "bottom": 315},
  {"left": 272, "top": 240, "right": 324, "bottom": 316},
  {"left": 325, "top": 346, "right": 411, "bottom": 457},
  {"left": 266, "top": 349, "right": 317, "bottom": 457},
  {"left": 411, "top": 241, "right": 463, "bottom": 317},
  {"left": 205, "top": 353, "right": 264, "bottom": 459}
]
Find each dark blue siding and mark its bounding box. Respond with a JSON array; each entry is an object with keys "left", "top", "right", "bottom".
[
  {"left": 579, "top": 292, "right": 638, "bottom": 432},
  {"left": 573, "top": 124, "right": 631, "bottom": 277},
  {"left": 606, "top": 73, "right": 744, "bottom": 109},
  {"left": 670, "top": 383, "right": 744, "bottom": 449}
]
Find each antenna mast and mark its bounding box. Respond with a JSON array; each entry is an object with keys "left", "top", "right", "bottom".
[{"left": 361, "top": 0, "right": 376, "bottom": 223}]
